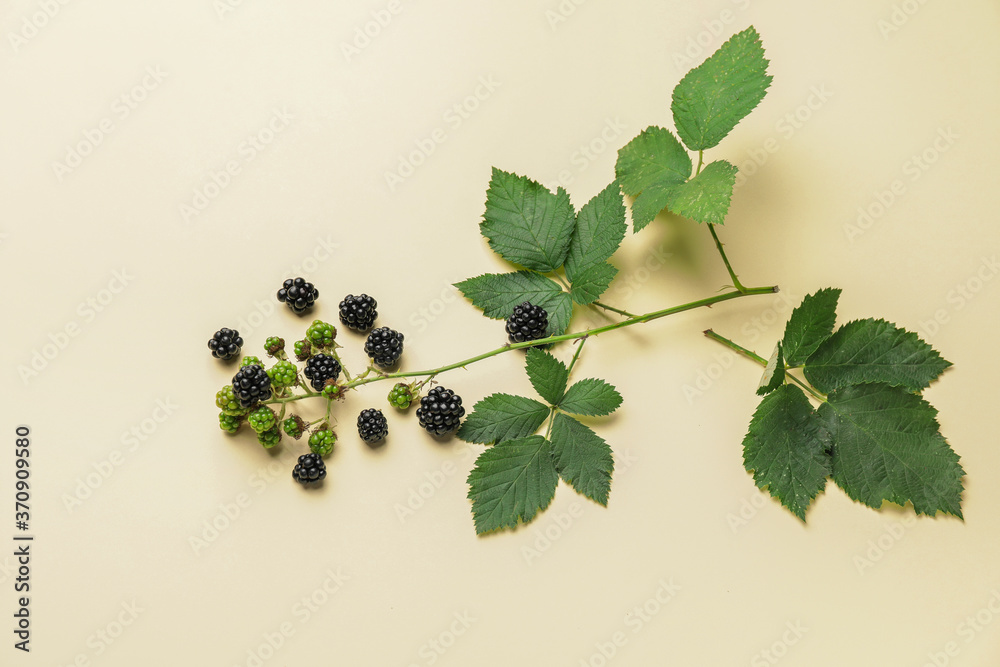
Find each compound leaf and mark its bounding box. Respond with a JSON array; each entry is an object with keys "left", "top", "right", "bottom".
[
  {"left": 525, "top": 348, "right": 569, "bottom": 405},
  {"left": 782, "top": 288, "right": 841, "bottom": 366},
  {"left": 560, "top": 378, "right": 623, "bottom": 416},
  {"left": 671, "top": 26, "right": 773, "bottom": 151},
  {"left": 665, "top": 159, "right": 738, "bottom": 225},
  {"left": 615, "top": 126, "right": 692, "bottom": 231},
  {"left": 743, "top": 385, "right": 832, "bottom": 520},
  {"left": 804, "top": 319, "right": 951, "bottom": 393},
  {"left": 550, "top": 413, "right": 614, "bottom": 506},
  {"left": 467, "top": 436, "right": 559, "bottom": 534},
  {"left": 456, "top": 393, "right": 549, "bottom": 445},
  {"left": 565, "top": 180, "right": 627, "bottom": 280},
  {"left": 820, "top": 383, "right": 964, "bottom": 518},
  {"left": 480, "top": 168, "right": 577, "bottom": 272}
]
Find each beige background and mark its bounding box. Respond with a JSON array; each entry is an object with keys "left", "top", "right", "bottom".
[{"left": 2, "top": 0, "right": 999, "bottom": 665}]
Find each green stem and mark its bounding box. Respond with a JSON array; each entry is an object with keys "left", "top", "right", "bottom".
[
  {"left": 263, "top": 286, "right": 776, "bottom": 407},
  {"left": 591, "top": 301, "right": 639, "bottom": 318},
  {"left": 565, "top": 337, "right": 587, "bottom": 378},
  {"left": 703, "top": 329, "right": 827, "bottom": 402},
  {"left": 695, "top": 150, "right": 704, "bottom": 175},
  {"left": 707, "top": 224, "right": 747, "bottom": 293}
]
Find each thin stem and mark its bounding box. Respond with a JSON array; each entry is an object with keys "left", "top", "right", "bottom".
[
  {"left": 707, "top": 224, "right": 747, "bottom": 293},
  {"left": 703, "top": 329, "right": 766, "bottom": 364},
  {"left": 551, "top": 273, "right": 571, "bottom": 291},
  {"left": 565, "top": 337, "right": 587, "bottom": 378},
  {"left": 703, "top": 329, "right": 827, "bottom": 402},
  {"left": 262, "top": 285, "right": 776, "bottom": 409},
  {"left": 695, "top": 150, "right": 704, "bottom": 175},
  {"left": 591, "top": 301, "right": 639, "bottom": 318}
]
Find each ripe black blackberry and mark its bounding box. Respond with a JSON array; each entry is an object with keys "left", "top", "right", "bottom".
[
  {"left": 292, "top": 453, "right": 327, "bottom": 485},
  {"left": 505, "top": 302, "right": 548, "bottom": 344},
  {"left": 365, "top": 327, "right": 404, "bottom": 368},
  {"left": 357, "top": 409, "right": 388, "bottom": 443},
  {"left": 208, "top": 328, "right": 244, "bottom": 360},
  {"left": 416, "top": 386, "right": 465, "bottom": 436},
  {"left": 231, "top": 364, "right": 273, "bottom": 408},
  {"left": 303, "top": 354, "right": 342, "bottom": 391},
  {"left": 277, "top": 277, "right": 319, "bottom": 314},
  {"left": 339, "top": 294, "right": 378, "bottom": 331}
]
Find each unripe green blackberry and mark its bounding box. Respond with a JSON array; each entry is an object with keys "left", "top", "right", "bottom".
[
  {"left": 267, "top": 360, "right": 298, "bottom": 388},
  {"left": 241, "top": 355, "right": 263, "bottom": 368},
  {"left": 309, "top": 429, "right": 336, "bottom": 457},
  {"left": 265, "top": 336, "right": 285, "bottom": 357},
  {"left": 248, "top": 406, "right": 277, "bottom": 433},
  {"left": 322, "top": 383, "right": 344, "bottom": 400},
  {"left": 282, "top": 416, "right": 305, "bottom": 439},
  {"left": 306, "top": 320, "right": 337, "bottom": 348},
  {"left": 387, "top": 383, "right": 414, "bottom": 410},
  {"left": 258, "top": 427, "right": 281, "bottom": 449},
  {"left": 294, "top": 339, "right": 313, "bottom": 361},
  {"left": 219, "top": 413, "right": 241, "bottom": 434},
  {"left": 216, "top": 386, "right": 249, "bottom": 417}
]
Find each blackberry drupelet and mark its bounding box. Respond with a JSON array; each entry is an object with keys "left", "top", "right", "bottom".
[
  {"left": 216, "top": 386, "right": 249, "bottom": 416},
  {"left": 415, "top": 386, "right": 465, "bottom": 435},
  {"left": 357, "top": 409, "right": 388, "bottom": 443},
  {"left": 505, "top": 302, "right": 549, "bottom": 344},
  {"left": 208, "top": 328, "right": 243, "bottom": 360},
  {"left": 277, "top": 277, "right": 319, "bottom": 314},
  {"left": 365, "top": 327, "right": 403, "bottom": 368},
  {"left": 338, "top": 294, "right": 378, "bottom": 331},
  {"left": 303, "top": 354, "right": 341, "bottom": 391},
  {"left": 292, "top": 453, "right": 327, "bottom": 485},
  {"left": 231, "top": 364, "right": 273, "bottom": 408}
]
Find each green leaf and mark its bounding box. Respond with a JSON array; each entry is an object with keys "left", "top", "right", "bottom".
[
  {"left": 743, "top": 385, "right": 832, "bottom": 520},
  {"left": 559, "top": 378, "right": 623, "bottom": 416},
  {"left": 782, "top": 288, "right": 841, "bottom": 366},
  {"left": 454, "top": 271, "right": 574, "bottom": 335},
  {"left": 756, "top": 342, "right": 785, "bottom": 396},
  {"left": 665, "top": 160, "right": 738, "bottom": 225},
  {"left": 467, "top": 436, "right": 559, "bottom": 534},
  {"left": 565, "top": 180, "right": 627, "bottom": 280},
  {"left": 456, "top": 393, "right": 550, "bottom": 445},
  {"left": 804, "top": 319, "right": 952, "bottom": 393},
  {"left": 671, "top": 26, "right": 773, "bottom": 151},
  {"left": 550, "top": 413, "right": 614, "bottom": 506},
  {"left": 569, "top": 263, "right": 618, "bottom": 305},
  {"left": 819, "top": 383, "right": 964, "bottom": 518},
  {"left": 480, "top": 168, "right": 577, "bottom": 272},
  {"left": 525, "top": 348, "right": 568, "bottom": 405},
  {"left": 615, "top": 126, "right": 692, "bottom": 231}
]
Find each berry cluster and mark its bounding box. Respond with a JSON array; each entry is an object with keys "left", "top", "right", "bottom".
[{"left": 211, "top": 280, "right": 466, "bottom": 490}]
